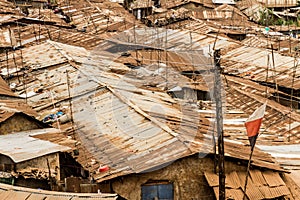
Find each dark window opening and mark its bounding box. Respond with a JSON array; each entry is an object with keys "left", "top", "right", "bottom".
[{"left": 142, "top": 182, "right": 174, "bottom": 200}]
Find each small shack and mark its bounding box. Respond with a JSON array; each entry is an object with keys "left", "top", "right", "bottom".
[
  {"left": 0, "top": 129, "right": 83, "bottom": 190},
  {"left": 0, "top": 99, "right": 48, "bottom": 135},
  {"left": 130, "top": 0, "right": 154, "bottom": 19}
]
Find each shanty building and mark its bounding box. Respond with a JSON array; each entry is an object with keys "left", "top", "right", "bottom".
[
  {"left": 1, "top": 0, "right": 300, "bottom": 195},
  {"left": 0, "top": 129, "right": 87, "bottom": 191},
  {"left": 0, "top": 100, "right": 48, "bottom": 135},
  {"left": 0, "top": 77, "right": 48, "bottom": 135}
]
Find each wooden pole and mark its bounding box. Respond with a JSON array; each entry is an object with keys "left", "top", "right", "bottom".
[
  {"left": 46, "top": 158, "right": 53, "bottom": 190},
  {"left": 66, "top": 70, "right": 75, "bottom": 138},
  {"left": 243, "top": 143, "right": 256, "bottom": 200},
  {"left": 213, "top": 49, "right": 225, "bottom": 200},
  {"left": 17, "top": 22, "right": 27, "bottom": 103},
  {"left": 271, "top": 44, "right": 280, "bottom": 102},
  {"left": 5, "top": 49, "right": 10, "bottom": 85}
]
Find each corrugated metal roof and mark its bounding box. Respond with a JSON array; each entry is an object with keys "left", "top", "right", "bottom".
[
  {"left": 71, "top": 69, "right": 283, "bottom": 182},
  {"left": 0, "top": 183, "right": 117, "bottom": 200},
  {"left": 0, "top": 29, "right": 286, "bottom": 183},
  {"left": 226, "top": 171, "right": 241, "bottom": 188},
  {"left": 257, "top": 0, "right": 297, "bottom": 7},
  {"left": 239, "top": 3, "right": 264, "bottom": 22},
  {"left": 205, "top": 170, "right": 290, "bottom": 200},
  {"left": 222, "top": 45, "right": 300, "bottom": 89},
  {"left": 226, "top": 188, "right": 244, "bottom": 200},
  {"left": 288, "top": 170, "right": 300, "bottom": 188},
  {"left": 0, "top": 76, "right": 17, "bottom": 97},
  {"left": 212, "top": 0, "right": 235, "bottom": 4},
  {"left": 55, "top": 0, "right": 135, "bottom": 34},
  {"left": 249, "top": 170, "right": 266, "bottom": 187},
  {"left": 20, "top": 193, "right": 46, "bottom": 200},
  {"left": 0, "top": 129, "right": 71, "bottom": 163},
  {"left": 257, "top": 145, "right": 300, "bottom": 170},
  {"left": 0, "top": 99, "right": 39, "bottom": 123},
  {"left": 224, "top": 75, "right": 300, "bottom": 146},
  {"left": 178, "top": 18, "right": 216, "bottom": 34},
  {"left": 160, "top": 0, "right": 216, "bottom": 9},
  {"left": 0, "top": 190, "right": 31, "bottom": 200},
  {"left": 0, "top": 0, "right": 17, "bottom": 14},
  {"left": 130, "top": 0, "right": 154, "bottom": 9},
  {"left": 263, "top": 171, "right": 285, "bottom": 187},
  {"left": 0, "top": 29, "right": 16, "bottom": 48}
]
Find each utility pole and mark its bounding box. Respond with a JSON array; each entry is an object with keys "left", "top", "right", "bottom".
[{"left": 213, "top": 49, "right": 225, "bottom": 200}]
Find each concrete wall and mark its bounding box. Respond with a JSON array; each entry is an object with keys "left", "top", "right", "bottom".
[
  {"left": 16, "top": 153, "right": 60, "bottom": 180},
  {"left": 0, "top": 155, "right": 14, "bottom": 171},
  {"left": 104, "top": 154, "right": 246, "bottom": 200},
  {"left": 0, "top": 113, "right": 42, "bottom": 135}
]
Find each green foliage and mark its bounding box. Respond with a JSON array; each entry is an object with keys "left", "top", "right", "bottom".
[
  {"left": 286, "top": 19, "right": 294, "bottom": 25},
  {"left": 258, "top": 8, "right": 300, "bottom": 27},
  {"left": 258, "top": 8, "right": 275, "bottom": 26},
  {"left": 275, "top": 18, "right": 284, "bottom": 25}
]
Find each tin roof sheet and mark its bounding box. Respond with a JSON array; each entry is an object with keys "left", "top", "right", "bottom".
[
  {"left": 212, "top": 0, "right": 236, "bottom": 4},
  {"left": 258, "top": 144, "right": 300, "bottom": 170},
  {"left": 222, "top": 46, "right": 300, "bottom": 89},
  {"left": 0, "top": 28, "right": 16, "bottom": 47},
  {"left": 257, "top": 0, "right": 297, "bottom": 7},
  {"left": 0, "top": 0, "right": 17, "bottom": 14},
  {"left": 0, "top": 76, "right": 17, "bottom": 97},
  {"left": 0, "top": 99, "right": 39, "bottom": 123},
  {"left": 206, "top": 170, "right": 290, "bottom": 200},
  {"left": 55, "top": 0, "right": 135, "bottom": 33},
  {"left": 0, "top": 183, "right": 117, "bottom": 200},
  {"left": 0, "top": 129, "right": 71, "bottom": 163},
  {"left": 223, "top": 75, "right": 300, "bottom": 146},
  {"left": 130, "top": 0, "right": 154, "bottom": 9},
  {"left": 0, "top": 30, "right": 285, "bottom": 182},
  {"left": 0, "top": 190, "right": 31, "bottom": 200}
]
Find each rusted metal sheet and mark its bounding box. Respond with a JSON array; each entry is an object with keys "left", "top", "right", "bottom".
[
  {"left": 130, "top": 0, "right": 154, "bottom": 9},
  {"left": 0, "top": 183, "right": 117, "bottom": 200},
  {"left": 54, "top": 0, "right": 133, "bottom": 34},
  {"left": 0, "top": 29, "right": 16, "bottom": 47},
  {"left": 0, "top": 30, "right": 286, "bottom": 183},
  {"left": 0, "top": 99, "right": 39, "bottom": 123},
  {"left": 44, "top": 196, "right": 71, "bottom": 200},
  {"left": 222, "top": 46, "right": 300, "bottom": 89},
  {"left": 257, "top": 0, "right": 297, "bottom": 7},
  {"left": 249, "top": 170, "right": 266, "bottom": 187},
  {"left": 226, "top": 171, "right": 241, "bottom": 188},
  {"left": 0, "top": 76, "right": 16, "bottom": 97},
  {"left": 226, "top": 189, "right": 244, "bottom": 200},
  {"left": 73, "top": 85, "right": 193, "bottom": 181},
  {"left": 206, "top": 170, "right": 290, "bottom": 200},
  {"left": 263, "top": 171, "right": 285, "bottom": 187},
  {"left": 0, "top": 0, "right": 17, "bottom": 14},
  {"left": 24, "top": 193, "right": 47, "bottom": 200},
  {"left": 212, "top": 0, "right": 236, "bottom": 4},
  {"left": 0, "top": 190, "right": 31, "bottom": 200},
  {"left": 224, "top": 76, "right": 300, "bottom": 147},
  {"left": 0, "top": 130, "right": 71, "bottom": 163},
  {"left": 204, "top": 172, "right": 219, "bottom": 187}
]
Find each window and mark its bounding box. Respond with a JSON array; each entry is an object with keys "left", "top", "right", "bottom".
[{"left": 142, "top": 182, "right": 174, "bottom": 200}]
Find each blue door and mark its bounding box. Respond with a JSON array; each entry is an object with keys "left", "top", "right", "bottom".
[{"left": 142, "top": 183, "right": 174, "bottom": 200}]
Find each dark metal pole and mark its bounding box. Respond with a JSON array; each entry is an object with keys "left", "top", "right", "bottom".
[{"left": 213, "top": 49, "right": 226, "bottom": 200}]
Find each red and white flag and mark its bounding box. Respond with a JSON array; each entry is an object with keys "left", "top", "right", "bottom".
[{"left": 245, "top": 102, "right": 267, "bottom": 150}]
